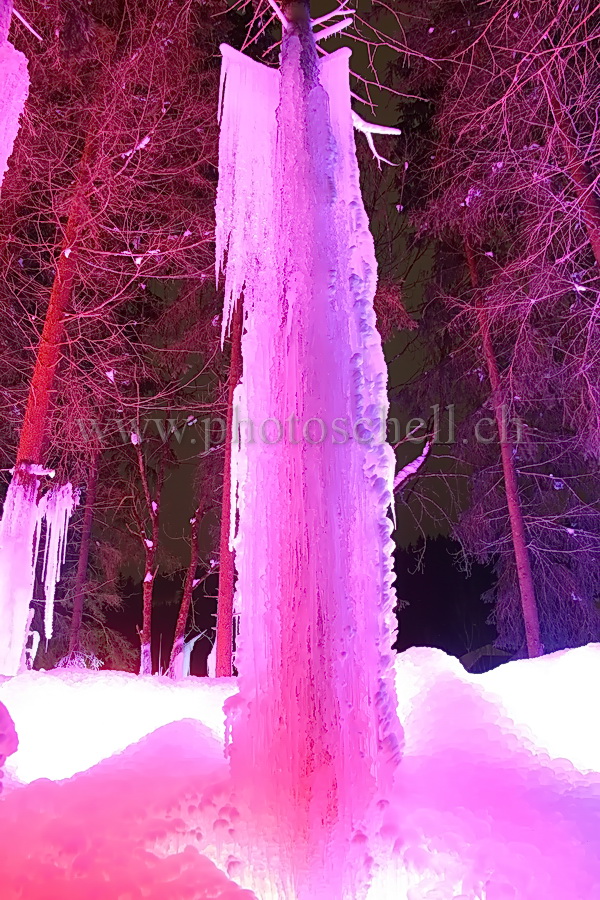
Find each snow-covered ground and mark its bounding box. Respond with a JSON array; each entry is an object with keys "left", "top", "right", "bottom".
[{"left": 0, "top": 645, "right": 599, "bottom": 899}]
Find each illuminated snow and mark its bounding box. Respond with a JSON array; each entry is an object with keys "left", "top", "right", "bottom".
[
  {"left": 0, "top": 669, "right": 236, "bottom": 784},
  {"left": 0, "top": 647, "right": 600, "bottom": 898}
]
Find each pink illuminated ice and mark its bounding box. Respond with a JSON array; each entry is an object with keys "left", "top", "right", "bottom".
[{"left": 216, "top": 33, "right": 401, "bottom": 899}]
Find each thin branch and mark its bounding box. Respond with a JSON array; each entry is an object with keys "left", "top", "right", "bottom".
[
  {"left": 265, "top": 0, "right": 287, "bottom": 28},
  {"left": 12, "top": 7, "right": 43, "bottom": 42}
]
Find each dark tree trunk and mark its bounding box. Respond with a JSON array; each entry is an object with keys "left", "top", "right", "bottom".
[
  {"left": 68, "top": 449, "right": 100, "bottom": 655},
  {"left": 169, "top": 501, "right": 202, "bottom": 679},
  {"left": 466, "top": 242, "right": 543, "bottom": 658},
  {"left": 16, "top": 152, "right": 91, "bottom": 467},
  {"left": 134, "top": 440, "right": 163, "bottom": 676},
  {"left": 215, "top": 299, "right": 243, "bottom": 677}
]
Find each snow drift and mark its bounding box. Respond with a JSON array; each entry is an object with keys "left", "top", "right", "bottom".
[{"left": 1, "top": 646, "right": 600, "bottom": 899}]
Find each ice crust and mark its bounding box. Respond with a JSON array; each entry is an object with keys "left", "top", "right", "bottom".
[
  {"left": 0, "top": 698, "right": 17, "bottom": 793},
  {"left": 0, "top": 647, "right": 600, "bottom": 898}
]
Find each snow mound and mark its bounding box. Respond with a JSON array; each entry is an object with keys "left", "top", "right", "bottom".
[
  {"left": 0, "top": 668, "right": 236, "bottom": 783},
  {"left": 387, "top": 645, "right": 600, "bottom": 899},
  {"left": 476, "top": 642, "right": 600, "bottom": 773},
  {"left": 0, "top": 646, "right": 599, "bottom": 898},
  {"left": 397, "top": 643, "right": 600, "bottom": 772},
  {"left": 0, "top": 718, "right": 256, "bottom": 899}
]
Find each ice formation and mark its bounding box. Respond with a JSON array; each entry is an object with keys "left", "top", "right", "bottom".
[
  {"left": 0, "top": 2, "right": 29, "bottom": 190},
  {"left": 216, "top": 22, "right": 401, "bottom": 899},
  {"left": 0, "top": 473, "right": 78, "bottom": 675},
  {"left": 38, "top": 482, "right": 79, "bottom": 641},
  {"left": 0, "top": 698, "right": 17, "bottom": 793},
  {"left": 1, "top": 647, "right": 600, "bottom": 898}
]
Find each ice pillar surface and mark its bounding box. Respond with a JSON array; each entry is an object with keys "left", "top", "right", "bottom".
[
  {"left": 0, "top": 2, "right": 29, "bottom": 189},
  {"left": 216, "top": 34, "right": 402, "bottom": 900},
  {"left": 0, "top": 9, "right": 33, "bottom": 676}
]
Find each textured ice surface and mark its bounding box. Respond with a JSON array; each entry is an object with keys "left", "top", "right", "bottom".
[
  {"left": 1, "top": 648, "right": 600, "bottom": 898},
  {"left": 0, "top": 718, "right": 257, "bottom": 899},
  {"left": 216, "top": 39, "right": 400, "bottom": 899},
  {"left": 0, "top": 699, "right": 17, "bottom": 793},
  {"left": 0, "top": 38, "right": 28, "bottom": 188}
]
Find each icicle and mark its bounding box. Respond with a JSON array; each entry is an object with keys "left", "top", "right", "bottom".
[
  {"left": 0, "top": 472, "right": 42, "bottom": 675},
  {"left": 217, "top": 32, "right": 403, "bottom": 900},
  {"left": 215, "top": 45, "right": 279, "bottom": 345},
  {"left": 0, "top": 2, "right": 29, "bottom": 190},
  {"left": 38, "top": 482, "right": 79, "bottom": 641},
  {"left": 0, "top": 473, "right": 78, "bottom": 675}
]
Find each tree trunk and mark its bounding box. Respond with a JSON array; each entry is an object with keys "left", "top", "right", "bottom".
[
  {"left": 282, "top": 0, "right": 311, "bottom": 22},
  {"left": 68, "top": 448, "right": 100, "bottom": 656},
  {"left": 169, "top": 501, "right": 202, "bottom": 679},
  {"left": 134, "top": 440, "right": 162, "bottom": 676},
  {"left": 0, "top": 168, "right": 91, "bottom": 675},
  {"left": 215, "top": 299, "right": 243, "bottom": 677},
  {"left": 140, "top": 511, "right": 159, "bottom": 675},
  {"left": 465, "top": 242, "right": 543, "bottom": 657},
  {"left": 16, "top": 161, "right": 91, "bottom": 468},
  {"left": 140, "top": 565, "right": 154, "bottom": 675}
]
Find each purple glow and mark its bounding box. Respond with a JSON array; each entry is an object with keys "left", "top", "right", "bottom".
[
  {"left": 216, "top": 32, "right": 401, "bottom": 899},
  {"left": 1, "top": 649, "right": 600, "bottom": 898}
]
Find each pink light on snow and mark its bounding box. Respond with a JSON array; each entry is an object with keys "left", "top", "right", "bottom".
[{"left": 1, "top": 649, "right": 600, "bottom": 898}]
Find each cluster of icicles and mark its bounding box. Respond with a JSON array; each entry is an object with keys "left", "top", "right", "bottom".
[{"left": 0, "top": 470, "right": 78, "bottom": 674}]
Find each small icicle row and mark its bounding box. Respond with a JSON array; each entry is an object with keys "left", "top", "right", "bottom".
[
  {"left": 38, "top": 483, "right": 79, "bottom": 641},
  {"left": 215, "top": 45, "right": 279, "bottom": 345}
]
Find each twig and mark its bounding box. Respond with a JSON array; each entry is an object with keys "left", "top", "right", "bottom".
[
  {"left": 312, "top": 4, "right": 354, "bottom": 27},
  {"left": 12, "top": 7, "right": 43, "bottom": 42},
  {"left": 352, "top": 111, "right": 401, "bottom": 168}
]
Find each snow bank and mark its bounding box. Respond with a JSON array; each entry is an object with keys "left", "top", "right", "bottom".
[
  {"left": 0, "top": 646, "right": 599, "bottom": 898},
  {"left": 397, "top": 644, "right": 600, "bottom": 773},
  {"left": 476, "top": 642, "right": 600, "bottom": 773},
  {"left": 0, "top": 668, "right": 236, "bottom": 783},
  {"left": 0, "top": 718, "right": 257, "bottom": 899}
]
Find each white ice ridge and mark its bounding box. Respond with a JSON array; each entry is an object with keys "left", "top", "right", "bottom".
[{"left": 216, "top": 37, "right": 401, "bottom": 900}]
